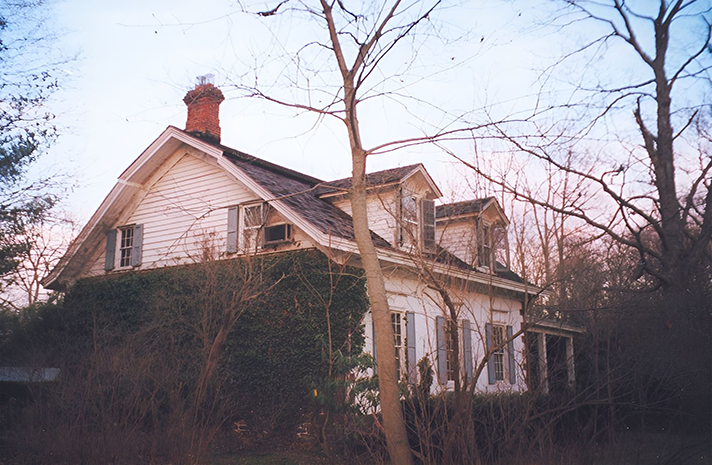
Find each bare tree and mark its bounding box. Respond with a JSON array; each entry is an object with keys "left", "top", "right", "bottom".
[
  {"left": 0, "top": 214, "right": 77, "bottom": 309},
  {"left": 466, "top": 0, "right": 712, "bottom": 294},
  {"left": 232, "top": 2, "right": 472, "bottom": 462}
]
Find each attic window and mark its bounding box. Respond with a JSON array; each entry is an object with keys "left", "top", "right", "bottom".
[
  {"left": 119, "top": 227, "right": 134, "bottom": 267},
  {"left": 104, "top": 224, "right": 143, "bottom": 271},
  {"left": 243, "top": 204, "right": 266, "bottom": 251}
]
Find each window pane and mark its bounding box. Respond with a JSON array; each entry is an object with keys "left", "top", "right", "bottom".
[
  {"left": 492, "top": 326, "right": 505, "bottom": 381},
  {"left": 119, "top": 227, "right": 133, "bottom": 267},
  {"left": 391, "top": 313, "right": 403, "bottom": 380},
  {"left": 400, "top": 195, "right": 419, "bottom": 245},
  {"left": 244, "top": 205, "right": 263, "bottom": 227}
]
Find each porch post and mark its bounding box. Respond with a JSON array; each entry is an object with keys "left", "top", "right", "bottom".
[
  {"left": 537, "top": 333, "right": 549, "bottom": 394},
  {"left": 565, "top": 336, "right": 576, "bottom": 389}
]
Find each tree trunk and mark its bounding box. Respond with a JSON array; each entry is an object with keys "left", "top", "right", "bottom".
[{"left": 346, "top": 94, "right": 413, "bottom": 465}]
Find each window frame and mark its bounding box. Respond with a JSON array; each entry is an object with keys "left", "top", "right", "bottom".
[
  {"left": 240, "top": 202, "right": 266, "bottom": 252},
  {"left": 106, "top": 224, "right": 143, "bottom": 271},
  {"left": 399, "top": 191, "right": 420, "bottom": 247},
  {"left": 477, "top": 221, "right": 493, "bottom": 269},
  {"left": 397, "top": 186, "right": 436, "bottom": 252},
  {"left": 445, "top": 323, "right": 457, "bottom": 382},
  {"left": 118, "top": 226, "right": 134, "bottom": 268},
  {"left": 491, "top": 324, "right": 506, "bottom": 382},
  {"left": 391, "top": 311, "right": 405, "bottom": 381}
]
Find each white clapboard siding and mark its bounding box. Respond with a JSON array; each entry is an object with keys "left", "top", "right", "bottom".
[
  {"left": 379, "top": 272, "right": 525, "bottom": 393},
  {"left": 437, "top": 220, "right": 476, "bottom": 266},
  {"left": 332, "top": 191, "right": 397, "bottom": 246},
  {"left": 89, "top": 153, "right": 261, "bottom": 273}
]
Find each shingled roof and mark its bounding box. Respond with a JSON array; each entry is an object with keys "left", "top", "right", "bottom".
[
  {"left": 436, "top": 197, "right": 494, "bottom": 219},
  {"left": 317, "top": 164, "right": 423, "bottom": 196},
  {"left": 215, "top": 137, "right": 522, "bottom": 282},
  {"left": 219, "top": 145, "right": 393, "bottom": 248}
]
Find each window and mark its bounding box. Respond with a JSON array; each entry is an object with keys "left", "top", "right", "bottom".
[
  {"left": 486, "top": 322, "right": 516, "bottom": 385},
  {"left": 436, "top": 317, "right": 474, "bottom": 385},
  {"left": 119, "top": 227, "right": 134, "bottom": 267},
  {"left": 445, "top": 324, "right": 456, "bottom": 381},
  {"left": 391, "top": 312, "right": 404, "bottom": 380},
  {"left": 436, "top": 316, "right": 457, "bottom": 384},
  {"left": 104, "top": 224, "right": 143, "bottom": 271},
  {"left": 243, "top": 204, "right": 265, "bottom": 251},
  {"left": 399, "top": 193, "right": 419, "bottom": 246},
  {"left": 227, "top": 203, "right": 292, "bottom": 253},
  {"left": 397, "top": 187, "right": 435, "bottom": 252},
  {"left": 491, "top": 325, "right": 505, "bottom": 381},
  {"left": 478, "top": 222, "right": 492, "bottom": 268}
]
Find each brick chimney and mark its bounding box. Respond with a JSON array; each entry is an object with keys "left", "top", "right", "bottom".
[{"left": 183, "top": 75, "right": 225, "bottom": 144}]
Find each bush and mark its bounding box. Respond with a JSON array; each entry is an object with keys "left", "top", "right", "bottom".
[{"left": 1, "top": 249, "right": 369, "bottom": 463}]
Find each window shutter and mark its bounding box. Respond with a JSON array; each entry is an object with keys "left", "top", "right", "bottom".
[
  {"left": 486, "top": 323, "right": 495, "bottom": 384},
  {"left": 421, "top": 198, "right": 436, "bottom": 252},
  {"left": 462, "top": 319, "right": 473, "bottom": 384},
  {"left": 406, "top": 312, "right": 417, "bottom": 384},
  {"left": 395, "top": 185, "right": 403, "bottom": 246},
  {"left": 371, "top": 318, "right": 378, "bottom": 375},
  {"left": 507, "top": 325, "right": 516, "bottom": 385},
  {"left": 104, "top": 229, "right": 116, "bottom": 271},
  {"left": 436, "top": 316, "right": 447, "bottom": 384},
  {"left": 131, "top": 224, "right": 143, "bottom": 266},
  {"left": 227, "top": 206, "right": 238, "bottom": 253}
]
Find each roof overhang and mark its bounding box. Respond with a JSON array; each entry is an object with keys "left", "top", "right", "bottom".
[{"left": 528, "top": 319, "right": 586, "bottom": 336}]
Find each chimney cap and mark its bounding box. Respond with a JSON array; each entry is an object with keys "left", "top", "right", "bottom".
[{"left": 183, "top": 78, "right": 224, "bottom": 144}]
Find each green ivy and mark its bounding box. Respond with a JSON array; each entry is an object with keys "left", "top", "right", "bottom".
[{"left": 60, "top": 249, "right": 368, "bottom": 430}]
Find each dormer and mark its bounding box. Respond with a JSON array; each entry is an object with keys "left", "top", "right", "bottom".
[
  {"left": 436, "top": 197, "right": 509, "bottom": 271},
  {"left": 318, "top": 164, "right": 442, "bottom": 251}
]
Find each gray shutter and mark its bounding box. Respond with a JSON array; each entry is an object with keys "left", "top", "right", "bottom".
[
  {"left": 406, "top": 312, "right": 417, "bottom": 384},
  {"left": 436, "top": 316, "right": 447, "bottom": 384},
  {"left": 421, "top": 198, "right": 436, "bottom": 252},
  {"left": 462, "top": 319, "right": 473, "bottom": 384},
  {"left": 104, "top": 229, "right": 116, "bottom": 271},
  {"left": 372, "top": 318, "right": 378, "bottom": 375},
  {"left": 507, "top": 325, "right": 516, "bottom": 385},
  {"left": 131, "top": 224, "right": 143, "bottom": 266},
  {"left": 486, "top": 323, "right": 495, "bottom": 384},
  {"left": 227, "top": 206, "right": 238, "bottom": 253},
  {"left": 395, "top": 185, "right": 403, "bottom": 246}
]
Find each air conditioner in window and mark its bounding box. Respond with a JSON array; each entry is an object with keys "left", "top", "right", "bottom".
[{"left": 263, "top": 224, "right": 293, "bottom": 245}]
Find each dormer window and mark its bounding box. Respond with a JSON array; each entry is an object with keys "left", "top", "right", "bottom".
[
  {"left": 400, "top": 193, "right": 419, "bottom": 245},
  {"left": 397, "top": 187, "right": 435, "bottom": 252},
  {"left": 477, "top": 222, "right": 492, "bottom": 269}
]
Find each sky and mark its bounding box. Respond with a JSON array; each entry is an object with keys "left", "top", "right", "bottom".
[{"left": 44, "top": 0, "right": 558, "bottom": 221}]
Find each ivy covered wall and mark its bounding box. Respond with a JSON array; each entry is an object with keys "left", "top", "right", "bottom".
[{"left": 55, "top": 249, "right": 369, "bottom": 432}]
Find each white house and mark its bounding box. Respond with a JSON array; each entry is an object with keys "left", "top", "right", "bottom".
[{"left": 44, "top": 80, "right": 577, "bottom": 394}]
